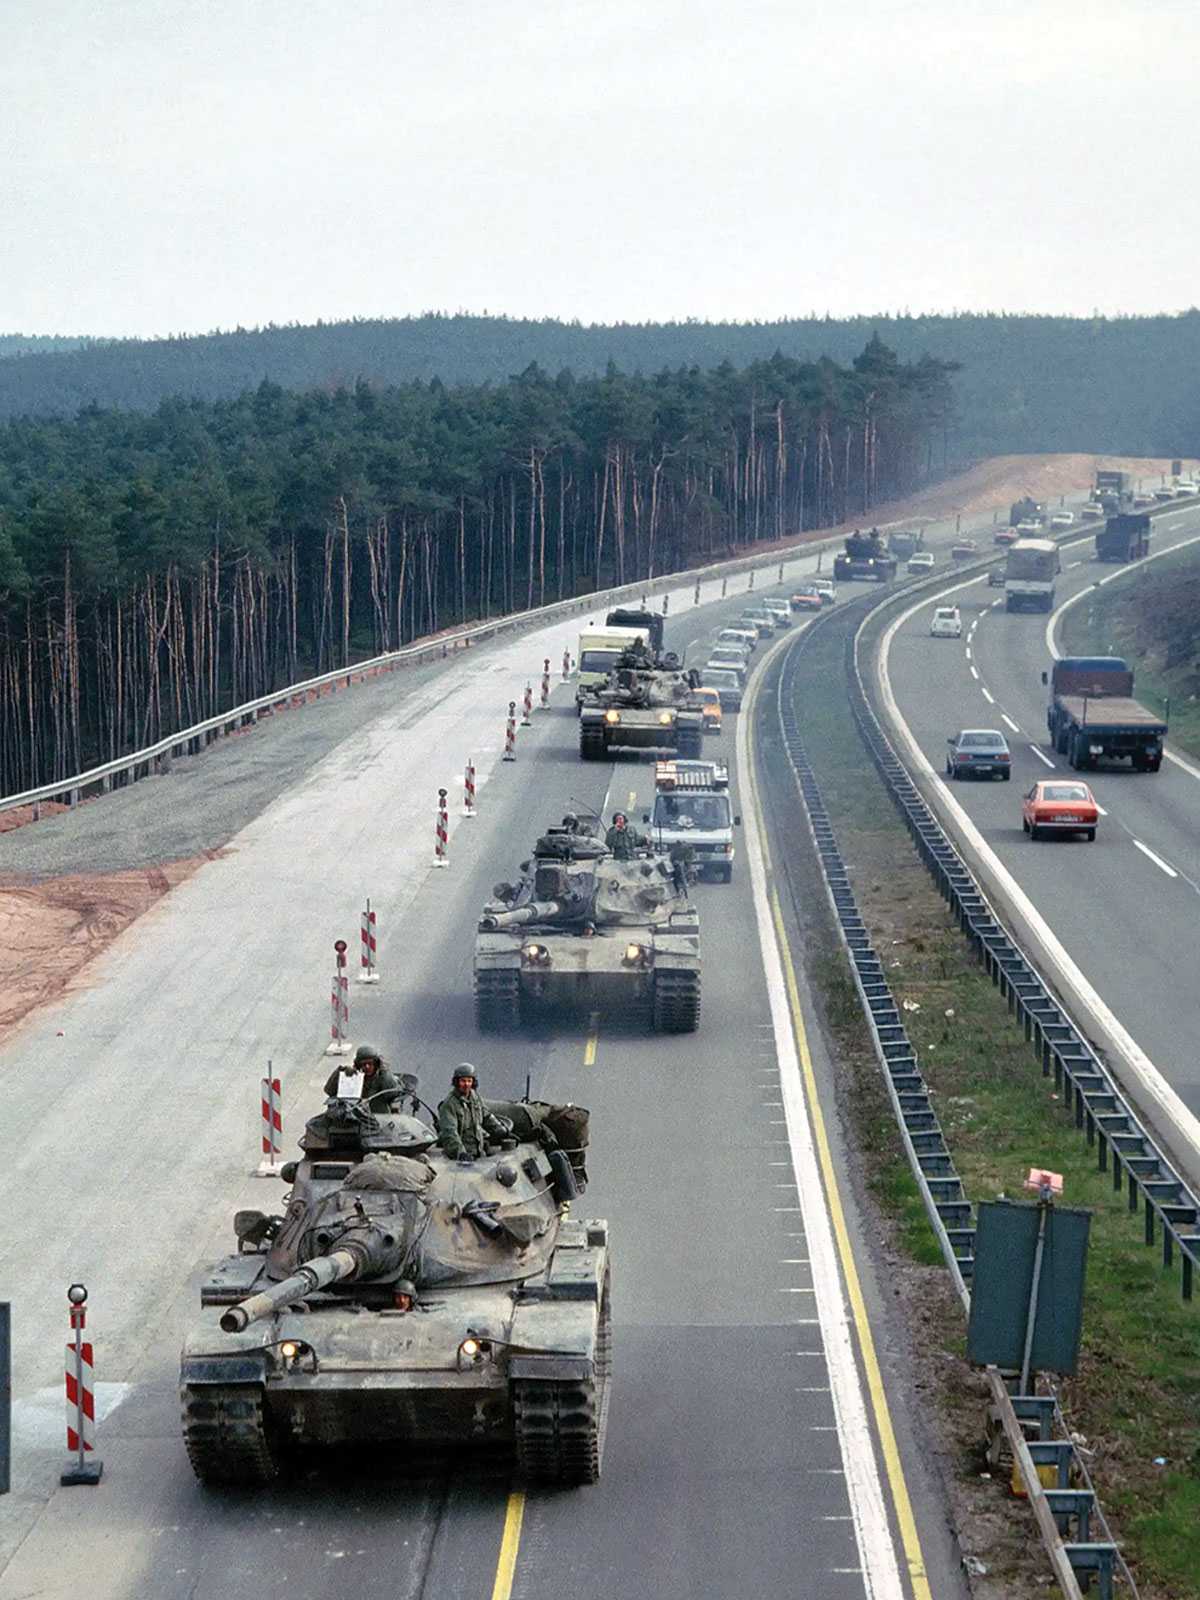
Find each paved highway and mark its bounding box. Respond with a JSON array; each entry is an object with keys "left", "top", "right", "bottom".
[
  {"left": 876, "top": 504, "right": 1200, "bottom": 1153},
  {"left": 0, "top": 554, "right": 977, "bottom": 1599}
]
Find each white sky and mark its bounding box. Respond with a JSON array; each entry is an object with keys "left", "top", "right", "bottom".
[{"left": 2, "top": 0, "right": 1198, "bottom": 337}]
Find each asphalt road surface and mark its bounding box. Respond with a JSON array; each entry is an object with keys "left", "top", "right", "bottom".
[{"left": 0, "top": 545, "right": 992, "bottom": 1599}]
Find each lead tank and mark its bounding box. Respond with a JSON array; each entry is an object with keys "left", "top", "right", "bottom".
[
  {"left": 181, "top": 1091, "right": 609, "bottom": 1486},
  {"left": 579, "top": 640, "right": 705, "bottom": 760},
  {"left": 833, "top": 527, "right": 897, "bottom": 582},
  {"left": 474, "top": 822, "right": 701, "bottom": 1031}
]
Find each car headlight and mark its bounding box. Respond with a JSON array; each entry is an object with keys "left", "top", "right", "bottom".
[{"left": 605, "top": 709, "right": 620, "bottom": 724}]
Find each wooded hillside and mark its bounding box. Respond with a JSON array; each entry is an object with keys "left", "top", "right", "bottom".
[{"left": 0, "top": 339, "right": 952, "bottom": 795}]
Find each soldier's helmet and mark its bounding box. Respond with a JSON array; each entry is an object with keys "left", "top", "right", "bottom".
[
  {"left": 452, "top": 1063, "right": 478, "bottom": 1085},
  {"left": 354, "top": 1042, "right": 382, "bottom": 1068}
]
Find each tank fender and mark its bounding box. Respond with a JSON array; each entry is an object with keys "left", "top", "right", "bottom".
[
  {"left": 181, "top": 1354, "right": 269, "bottom": 1385},
  {"left": 509, "top": 1355, "right": 594, "bottom": 1381}
]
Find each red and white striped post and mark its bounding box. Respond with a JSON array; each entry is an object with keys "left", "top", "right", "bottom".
[
  {"left": 662, "top": 594, "right": 670, "bottom": 615},
  {"left": 358, "top": 898, "right": 378, "bottom": 983},
  {"left": 520, "top": 682, "right": 533, "bottom": 726},
  {"left": 721, "top": 576, "right": 728, "bottom": 598},
  {"left": 463, "top": 759, "right": 476, "bottom": 818},
  {"left": 257, "top": 1065, "right": 282, "bottom": 1173},
  {"left": 503, "top": 702, "right": 516, "bottom": 761},
  {"left": 540, "top": 658, "right": 551, "bottom": 708},
  {"left": 748, "top": 569, "right": 755, "bottom": 590},
  {"left": 326, "top": 940, "right": 350, "bottom": 1054},
  {"left": 561, "top": 649, "right": 571, "bottom": 681},
  {"left": 693, "top": 578, "right": 701, "bottom": 605},
  {"left": 434, "top": 789, "right": 449, "bottom": 866},
  {"left": 61, "top": 1284, "right": 101, "bottom": 1485}
]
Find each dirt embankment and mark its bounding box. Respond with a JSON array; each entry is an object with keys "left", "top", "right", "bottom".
[{"left": 1, "top": 453, "right": 1192, "bottom": 1044}]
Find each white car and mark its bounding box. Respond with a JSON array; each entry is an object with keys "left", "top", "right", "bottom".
[
  {"left": 1080, "top": 502, "right": 1104, "bottom": 519},
  {"left": 812, "top": 578, "right": 836, "bottom": 603},
  {"left": 930, "top": 605, "right": 963, "bottom": 639},
  {"left": 707, "top": 646, "right": 749, "bottom": 677},
  {"left": 1049, "top": 511, "right": 1075, "bottom": 529},
  {"left": 907, "top": 550, "right": 935, "bottom": 573},
  {"left": 717, "top": 626, "right": 757, "bottom": 652},
  {"left": 761, "top": 598, "right": 793, "bottom": 627}
]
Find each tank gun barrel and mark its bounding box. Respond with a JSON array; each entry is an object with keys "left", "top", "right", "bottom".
[
  {"left": 220, "top": 1230, "right": 396, "bottom": 1334},
  {"left": 480, "top": 899, "right": 568, "bottom": 930}
]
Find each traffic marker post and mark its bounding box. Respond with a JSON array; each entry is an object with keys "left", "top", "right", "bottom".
[
  {"left": 503, "top": 702, "right": 516, "bottom": 760},
  {"left": 434, "top": 789, "right": 449, "bottom": 866},
  {"left": 0, "top": 1300, "right": 10, "bottom": 1495},
  {"left": 561, "top": 649, "right": 570, "bottom": 681},
  {"left": 256, "top": 1066, "right": 282, "bottom": 1174},
  {"left": 520, "top": 682, "right": 533, "bottom": 726},
  {"left": 540, "top": 659, "right": 550, "bottom": 708},
  {"left": 358, "top": 898, "right": 378, "bottom": 982},
  {"left": 748, "top": 569, "right": 755, "bottom": 590},
  {"left": 326, "top": 940, "right": 351, "bottom": 1054},
  {"left": 61, "top": 1285, "right": 102, "bottom": 1486},
  {"left": 463, "top": 760, "right": 476, "bottom": 818},
  {"left": 778, "top": 561, "right": 784, "bottom": 582},
  {"left": 661, "top": 594, "right": 670, "bottom": 614},
  {"left": 693, "top": 579, "right": 701, "bottom": 605},
  {"left": 721, "top": 577, "right": 728, "bottom": 598}
]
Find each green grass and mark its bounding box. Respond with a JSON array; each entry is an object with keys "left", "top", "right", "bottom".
[{"left": 783, "top": 608, "right": 1200, "bottom": 1600}]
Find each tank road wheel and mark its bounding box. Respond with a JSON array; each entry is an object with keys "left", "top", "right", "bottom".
[
  {"left": 580, "top": 724, "right": 606, "bottom": 761},
  {"left": 474, "top": 969, "right": 521, "bottom": 1031},
  {"left": 513, "top": 1270, "right": 611, "bottom": 1486},
  {"left": 676, "top": 725, "right": 704, "bottom": 760},
  {"left": 652, "top": 970, "right": 701, "bottom": 1033},
  {"left": 182, "top": 1383, "right": 279, "bottom": 1487}
]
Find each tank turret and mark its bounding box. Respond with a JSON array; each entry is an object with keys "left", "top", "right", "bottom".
[
  {"left": 578, "top": 641, "right": 705, "bottom": 760},
  {"left": 834, "top": 526, "right": 897, "bottom": 583},
  {"left": 181, "top": 1082, "right": 610, "bottom": 1489}
]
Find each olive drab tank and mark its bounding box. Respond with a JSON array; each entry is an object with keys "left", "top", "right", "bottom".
[
  {"left": 833, "top": 527, "right": 897, "bottom": 582},
  {"left": 578, "top": 639, "right": 706, "bottom": 760},
  {"left": 180, "top": 1090, "right": 610, "bottom": 1488},
  {"left": 473, "top": 820, "right": 701, "bottom": 1032}
]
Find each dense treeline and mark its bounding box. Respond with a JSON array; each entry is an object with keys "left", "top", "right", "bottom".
[
  {"left": 0, "top": 339, "right": 953, "bottom": 795},
  {"left": 2, "top": 310, "right": 1199, "bottom": 459}
]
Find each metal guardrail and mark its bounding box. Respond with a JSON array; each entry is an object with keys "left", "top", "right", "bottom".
[{"left": 772, "top": 602, "right": 1141, "bottom": 1599}]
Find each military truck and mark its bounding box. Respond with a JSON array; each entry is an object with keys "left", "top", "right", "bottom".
[
  {"left": 605, "top": 606, "right": 666, "bottom": 653},
  {"left": 475, "top": 820, "right": 701, "bottom": 1031},
  {"left": 181, "top": 1088, "right": 609, "bottom": 1487},
  {"left": 578, "top": 639, "right": 706, "bottom": 760},
  {"left": 1094, "top": 470, "right": 1134, "bottom": 515},
  {"left": 833, "top": 528, "right": 897, "bottom": 582},
  {"left": 1095, "top": 513, "right": 1151, "bottom": 563}
]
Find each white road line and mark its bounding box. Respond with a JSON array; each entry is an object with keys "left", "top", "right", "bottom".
[
  {"left": 964, "top": 647, "right": 972, "bottom": 660},
  {"left": 1095, "top": 805, "right": 1108, "bottom": 816},
  {"left": 1029, "top": 744, "right": 1055, "bottom": 768},
  {"left": 969, "top": 665, "right": 979, "bottom": 679},
  {"left": 981, "top": 688, "right": 995, "bottom": 703},
  {"left": 1001, "top": 714, "right": 1020, "bottom": 733},
  {"left": 1132, "top": 838, "right": 1179, "bottom": 878}
]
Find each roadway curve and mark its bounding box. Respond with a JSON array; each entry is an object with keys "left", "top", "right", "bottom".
[
  {"left": 876, "top": 503, "right": 1200, "bottom": 1156},
  {"left": 0, "top": 557, "right": 976, "bottom": 1599}
]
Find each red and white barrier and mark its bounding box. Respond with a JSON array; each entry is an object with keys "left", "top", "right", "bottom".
[
  {"left": 520, "top": 682, "right": 533, "bottom": 726},
  {"left": 463, "top": 760, "right": 476, "bottom": 817},
  {"left": 261, "top": 1071, "right": 282, "bottom": 1162},
  {"left": 693, "top": 579, "right": 701, "bottom": 605},
  {"left": 540, "top": 658, "right": 550, "bottom": 708},
  {"left": 747, "top": 570, "right": 755, "bottom": 590},
  {"left": 434, "top": 789, "right": 449, "bottom": 866},
  {"left": 327, "top": 940, "right": 350, "bottom": 1054},
  {"left": 61, "top": 1285, "right": 102, "bottom": 1485},
  {"left": 662, "top": 594, "right": 670, "bottom": 614},
  {"left": 503, "top": 702, "right": 516, "bottom": 761},
  {"left": 358, "top": 899, "right": 378, "bottom": 983},
  {"left": 561, "top": 649, "right": 570, "bottom": 681}
]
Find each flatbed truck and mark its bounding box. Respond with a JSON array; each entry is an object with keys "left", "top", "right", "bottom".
[{"left": 1043, "top": 657, "right": 1167, "bottom": 772}]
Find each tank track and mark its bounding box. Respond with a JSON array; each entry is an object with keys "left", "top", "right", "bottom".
[
  {"left": 181, "top": 1382, "right": 279, "bottom": 1487},
  {"left": 580, "top": 723, "right": 607, "bottom": 761},
  {"left": 474, "top": 969, "right": 521, "bottom": 1031},
  {"left": 653, "top": 970, "right": 701, "bottom": 1032},
  {"left": 513, "top": 1274, "right": 611, "bottom": 1485}
]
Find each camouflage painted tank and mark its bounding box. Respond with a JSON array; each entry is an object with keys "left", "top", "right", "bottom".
[
  {"left": 579, "top": 640, "right": 705, "bottom": 760},
  {"left": 181, "top": 1091, "right": 609, "bottom": 1487},
  {"left": 474, "top": 821, "right": 701, "bottom": 1032},
  {"left": 833, "top": 527, "right": 897, "bottom": 582}
]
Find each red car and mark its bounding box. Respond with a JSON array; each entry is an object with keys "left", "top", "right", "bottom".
[
  {"left": 1022, "top": 781, "right": 1099, "bottom": 841},
  {"left": 950, "top": 539, "right": 979, "bottom": 560},
  {"left": 789, "top": 588, "right": 823, "bottom": 613}
]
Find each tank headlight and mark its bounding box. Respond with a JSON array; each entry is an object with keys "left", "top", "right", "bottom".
[
  {"left": 458, "top": 1333, "right": 493, "bottom": 1367},
  {"left": 605, "top": 709, "right": 620, "bottom": 724},
  {"left": 623, "top": 942, "right": 646, "bottom": 965},
  {"left": 276, "top": 1338, "right": 315, "bottom": 1370},
  {"left": 658, "top": 710, "right": 675, "bottom": 724},
  {"left": 522, "top": 943, "right": 549, "bottom": 965}
]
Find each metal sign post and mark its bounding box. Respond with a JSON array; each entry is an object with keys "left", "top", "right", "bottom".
[
  {"left": 61, "top": 1284, "right": 102, "bottom": 1486},
  {"left": 0, "top": 1300, "right": 9, "bottom": 1494}
]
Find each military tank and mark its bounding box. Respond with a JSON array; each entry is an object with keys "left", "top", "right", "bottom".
[
  {"left": 181, "top": 1090, "right": 609, "bottom": 1487},
  {"left": 833, "top": 527, "right": 897, "bottom": 582},
  {"left": 474, "top": 820, "right": 701, "bottom": 1032},
  {"left": 578, "top": 640, "right": 705, "bottom": 760}
]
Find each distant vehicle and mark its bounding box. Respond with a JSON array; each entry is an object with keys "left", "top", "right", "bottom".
[
  {"left": 946, "top": 729, "right": 1012, "bottom": 781},
  {"left": 739, "top": 612, "right": 775, "bottom": 638},
  {"left": 907, "top": 550, "right": 935, "bottom": 573},
  {"left": 1094, "top": 469, "right": 1134, "bottom": 514},
  {"left": 700, "top": 666, "right": 743, "bottom": 710},
  {"left": 644, "top": 760, "right": 739, "bottom": 883},
  {"left": 692, "top": 686, "right": 723, "bottom": 734},
  {"left": 1095, "top": 513, "right": 1150, "bottom": 563},
  {"left": 605, "top": 607, "right": 665, "bottom": 653},
  {"left": 1022, "top": 780, "right": 1098, "bottom": 841},
  {"left": 950, "top": 539, "right": 979, "bottom": 560},
  {"left": 1172, "top": 481, "right": 1197, "bottom": 497},
  {"left": 930, "top": 605, "right": 963, "bottom": 638},
  {"left": 834, "top": 528, "right": 897, "bottom": 582},
  {"left": 1009, "top": 497, "right": 1044, "bottom": 527},
  {"left": 994, "top": 526, "right": 1021, "bottom": 547},
  {"left": 1133, "top": 494, "right": 1155, "bottom": 509},
  {"left": 1004, "top": 538, "right": 1060, "bottom": 613},
  {"left": 760, "top": 598, "right": 793, "bottom": 627},
  {"left": 790, "top": 589, "right": 823, "bottom": 613},
  {"left": 987, "top": 566, "right": 1006, "bottom": 587},
  {"left": 1044, "top": 657, "right": 1167, "bottom": 771},
  {"left": 706, "top": 647, "right": 749, "bottom": 679},
  {"left": 1153, "top": 486, "right": 1176, "bottom": 502},
  {"left": 812, "top": 578, "right": 836, "bottom": 604},
  {"left": 1080, "top": 502, "right": 1105, "bottom": 520},
  {"left": 1049, "top": 511, "right": 1075, "bottom": 529},
  {"left": 887, "top": 529, "right": 921, "bottom": 561},
  {"left": 717, "top": 625, "right": 757, "bottom": 652},
  {"left": 1014, "top": 520, "right": 1042, "bottom": 537}
]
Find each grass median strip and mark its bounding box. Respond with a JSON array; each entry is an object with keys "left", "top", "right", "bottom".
[{"left": 788, "top": 606, "right": 1199, "bottom": 1600}]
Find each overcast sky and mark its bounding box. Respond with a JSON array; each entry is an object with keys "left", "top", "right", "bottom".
[{"left": 3, "top": 0, "right": 1197, "bottom": 338}]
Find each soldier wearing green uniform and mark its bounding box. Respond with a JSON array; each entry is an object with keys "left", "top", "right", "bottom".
[
  {"left": 323, "top": 1042, "right": 408, "bottom": 1111},
  {"left": 605, "top": 811, "right": 645, "bottom": 859},
  {"left": 437, "top": 1064, "right": 509, "bottom": 1160}
]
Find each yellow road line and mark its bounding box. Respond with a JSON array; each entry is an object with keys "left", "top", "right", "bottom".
[
  {"left": 489, "top": 1490, "right": 525, "bottom": 1600},
  {"left": 749, "top": 675, "right": 930, "bottom": 1598},
  {"left": 584, "top": 1014, "right": 599, "bottom": 1066}
]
